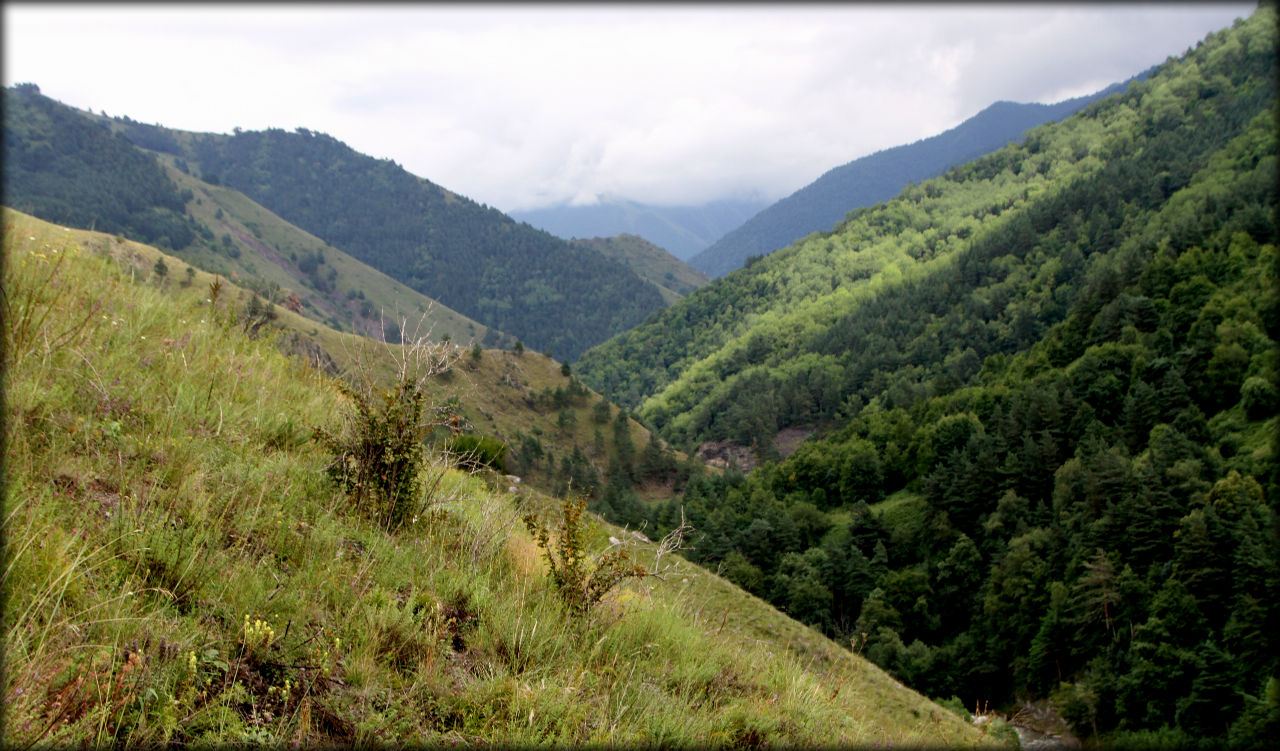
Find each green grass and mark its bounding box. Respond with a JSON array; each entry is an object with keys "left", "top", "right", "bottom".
[{"left": 3, "top": 208, "right": 1001, "bottom": 746}]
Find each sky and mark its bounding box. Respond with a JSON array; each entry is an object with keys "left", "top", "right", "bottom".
[{"left": 3, "top": 3, "right": 1257, "bottom": 213}]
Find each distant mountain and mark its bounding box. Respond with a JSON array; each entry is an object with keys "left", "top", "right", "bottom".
[
  {"left": 571, "top": 234, "right": 709, "bottom": 305},
  {"left": 512, "top": 196, "right": 769, "bottom": 261},
  {"left": 690, "top": 73, "right": 1151, "bottom": 278}
]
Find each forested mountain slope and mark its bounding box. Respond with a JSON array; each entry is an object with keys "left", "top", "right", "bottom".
[
  {"left": 3, "top": 83, "right": 197, "bottom": 250},
  {"left": 512, "top": 196, "right": 769, "bottom": 261},
  {"left": 689, "top": 76, "right": 1145, "bottom": 279},
  {"left": 2, "top": 85, "right": 668, "bottom": 360},
  {"left": 583, "top": 9, "right": 1278, "bottom": 747},
  {"left": 576, "top": 11, "right": 1274, "bottom": 453},
  {"left": 183, "top": 128, "right": 666, "bottom": 360},
  {"left": 1, "top": 85, "right": 506, "bottom": 345}
]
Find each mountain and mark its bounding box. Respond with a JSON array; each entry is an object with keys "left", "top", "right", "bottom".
[
  {"left": 579, "top": 8, "right": 1277, "bottom": 747},
  {"left": 2, "top": 87, "right": 668, "bottom": 361},
  {"left": 572, "top": 233, "right": 710, "bottom": 304},
  {"left": 512, "top": 196, "right": 769, "bottom": 261},
  {"left": 3, "top": 206, "right": 994, "bottom": 747},
  {"left": 184, "top": 129, "right": 667, "bottom": 360},
  {"left": 1, "top": 84, "right": 510, "bottom": 347},
  {"left": 3, "top": 83, "right": 197, "bottom": 249},
  {"left": 690, "top": 75, "right": 1150, "bottom": 278}
]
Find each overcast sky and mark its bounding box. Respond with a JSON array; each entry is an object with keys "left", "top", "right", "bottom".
[{"left": 3, "top": 3, "right": 1256, "bottom": 212}]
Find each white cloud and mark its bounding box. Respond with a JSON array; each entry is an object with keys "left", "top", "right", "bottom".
[{"left": 3, "top": 3, "right": 1255, "bottom": 212}]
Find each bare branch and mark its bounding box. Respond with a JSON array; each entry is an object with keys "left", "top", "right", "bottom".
[{"left": 646, "top": 506, "right": 693, "bottom": 581}]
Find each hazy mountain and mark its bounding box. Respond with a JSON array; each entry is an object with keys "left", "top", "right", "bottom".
[
  {"left": 690, "top": 73, "right": 1152, "bottom": 278},
  {"left": 512, "top": 196, "right": 769, "bottom": 261}
]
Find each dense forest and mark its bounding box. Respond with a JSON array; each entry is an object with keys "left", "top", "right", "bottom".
[
  {"left": 184, "top": 129, "right": 666, "bottom": 359},
  {"left": 580, "top": 9, "right": 1278, "bottom": 747},
  {"left": 689, "top": 75, "right": 1146, "bottom": 279},
  {"left": 2, "top": 84, "right": 197, "bottom": 250}
]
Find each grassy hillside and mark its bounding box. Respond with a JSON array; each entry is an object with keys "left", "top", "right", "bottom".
[
  {"left": 159, "top": 160, "right": 509, "bottom": 346},
  {"left": 572, "top": 233, "right": 710, "bottom": 305},
  {"left": 3, "top": 208, "right": 1003, "bottom": 746}
]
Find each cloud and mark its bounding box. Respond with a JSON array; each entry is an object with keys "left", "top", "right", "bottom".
[{"left": 3, "top": 3, "right": 1254, "bottom": 212}]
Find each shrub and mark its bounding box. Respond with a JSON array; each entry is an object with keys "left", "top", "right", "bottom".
[{"left": 316, "top": 316, "right": 460, "bottom": 531}]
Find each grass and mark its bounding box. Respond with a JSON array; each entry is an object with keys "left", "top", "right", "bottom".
[
  {"left": 168, "top": 158, "right": 508, "bottom": 345},
  {"left": 3, "top": 207, "right": 1002, "bottom": 746}
]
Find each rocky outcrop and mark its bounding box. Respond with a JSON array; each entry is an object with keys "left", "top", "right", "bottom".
[{"left": 695, "top": 440, "right": 759, "bottom": 473}]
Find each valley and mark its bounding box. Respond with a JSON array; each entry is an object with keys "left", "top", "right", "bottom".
[{"left": 3, "top": 5, "right": 1277, "bottom": 747}]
